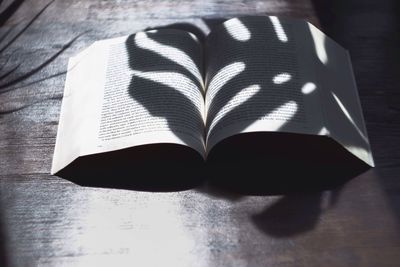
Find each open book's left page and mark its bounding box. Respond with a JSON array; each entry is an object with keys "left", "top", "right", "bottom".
[{"left": 51, "top": 30, "right": 205, "bottom": 174}]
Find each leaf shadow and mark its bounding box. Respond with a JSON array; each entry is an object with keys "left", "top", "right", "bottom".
[
  {"left": 57, "top": 16, "right": 372, "bottom": 238},
  {"left": 123, "top": 17, "right": 370, "bottom": 238}
]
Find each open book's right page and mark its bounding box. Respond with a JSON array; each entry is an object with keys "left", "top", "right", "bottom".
[{"left": 204, "top": 16, "right": 373, "bottom": 166}]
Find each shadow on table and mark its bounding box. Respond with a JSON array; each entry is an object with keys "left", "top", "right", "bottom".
[
  {"left": 197, "top": 132, "right": 368, "bottom": 237},
  {"left": 58, "top": 133, "right": 370, "bottom": 238},
  {"left": 250, "top": 191, "right": 335, "bottom": 237}
]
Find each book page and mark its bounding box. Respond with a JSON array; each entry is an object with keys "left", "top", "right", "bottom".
[
  {"left": 205, "top": 16, "right": 324, "bottom": 152},
  {"left": 52, "top": 30, "right": 205, "bottom": 174},
  {"left": 307, "top": 23, "right": 374, "bottom": 166},
  {"left": 204, "top": 16, "right": 373, "bottom": 166}
]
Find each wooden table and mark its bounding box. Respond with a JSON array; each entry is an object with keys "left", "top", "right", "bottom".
[{"left": 1, "top": 0, "right": 399, "bottom": 266}]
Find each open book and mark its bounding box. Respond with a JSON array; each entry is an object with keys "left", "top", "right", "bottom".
[{"left": 51, "top": 16, "right": 374, "bottom": 189}]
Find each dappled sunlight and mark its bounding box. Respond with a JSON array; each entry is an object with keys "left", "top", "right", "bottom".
[
  {"left": 205, "top": 61, "right": 245, "bottom": 111},
  {"left": 269, "top": 16, "right": 288, "bottom": 43},
  {"left": 208, "top": 84, "right": 261, "bottom": 133},
  {"left": 95, "top": 30, "right": 207, "bottom": 152},
  {"left": 130, "top": 70, "right": 203, "bottom": 112},
  {"left": 204, "top": 16, "right": 305, "bottom": 143},
  {"left": 117, "top": 15, "right": 371, "bottom": 167},
  {"left": 259, "top": 101, "right": 298, "bottom": 127},
  {"left": 244, "top": 100, "right": 298, "bottom": 132},
  {"left": 224, "top": 18, "right": 251, "bottom": 41},
  {"left": 309, "top": 23, "right": 328, "bottom": 65},
  {"left": 301, "top": 82, "right": 316, "bottom": 94},
  {"left": 127, "top": 31, "right": 205, "bottom": 142},
  {"left": 49, "top": 15, "right": 374, "bottom": 218},
  {"left": 134, "top": 31, "right": 203, "bottom": 86},
  {"left": 273, "top": 72, "right": 291, "bottom": 84}
]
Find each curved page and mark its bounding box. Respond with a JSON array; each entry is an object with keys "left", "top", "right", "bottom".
[
  {"left": 204, "top": 16, "right": 373, "bottom": 166},
  {"left": 52, "top": 30, "right": 205, "bottom": 174}
]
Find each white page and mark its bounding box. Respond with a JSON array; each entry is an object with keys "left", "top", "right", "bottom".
[
  {"left": 204, "top": 16, "right": 373, "bottom": 166},
  {"left": 52, "top": 31, "right": 205, "bottom": 174},
  {"left": 307, "top": 23, "right": 374, "bottom": 166},
  {"left": 205, "top": 16, "right": 324, "bottom": 152}
]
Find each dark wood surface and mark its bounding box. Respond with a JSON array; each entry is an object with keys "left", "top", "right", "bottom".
[{"left": 1, "top": 0, "right": 399, "bottom": 266}]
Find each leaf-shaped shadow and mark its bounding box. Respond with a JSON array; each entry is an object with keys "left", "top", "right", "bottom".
[
  {"left": 126, "top": 30, "right": 205, "bottom": 151},
  {"left": 121, "top": 17, "right": 371, "bottom": 194},
  {"left": 203, "top": 17, "right": 369, "bottom": 192},
  {"left": 205, "top": 17, "right": 311, "bottom": 138}
]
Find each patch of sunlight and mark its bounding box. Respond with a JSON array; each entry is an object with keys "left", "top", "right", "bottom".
[
  {"left": 224, "top": 18, "right": 251, "bottom": 41},
  {"left": 206, "top": 62, "right": 245, "bottom": 110},
  {"left": 332, "top": 92, "right": 368, "bottom": 143},
  {"left": 345, "top": 145, "right": 373, "bottom": 167},
  {"left": 188, "top": 32, "right": 199, "bottom": 42},
  {"left": 244, "top": 100, "right": 298, "bottom": 132},
  {"left": 134, "top": 32, "right": 203, "bottom": 87},
  {"left": 262, "top": 100, "right": 297, "bottom": 123},
  {"left": 273, "top": 72, "right": 291, "bottom": 84},
  {"left": 130, "top": 70, "right": 202, "bottom": 110},
  {"left": 71, "top": 192, "right": 202, "bottom": 267},
  {"left": 301, "top": 82, "right": 316, "bottom": 94},
  {"left": 269, "top": 16, "right": 288, "bottom": 42},
  {"left": 318, "top": 126, "right": 330, "bottom": 135},
  {"left": 308, "top": 23, "right": 328, "bottom": 65},
  {"left": 208, "top": 84, "right": 260, "bottom": 133}
]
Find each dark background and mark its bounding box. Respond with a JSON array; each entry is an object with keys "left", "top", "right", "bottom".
[{"left": 0, "top": 0, "right": 399, "bottom": 266}]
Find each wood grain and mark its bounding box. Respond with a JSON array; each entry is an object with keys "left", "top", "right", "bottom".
[{"left": 0, "top": 0, "right": 399, "bottom": 266}]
